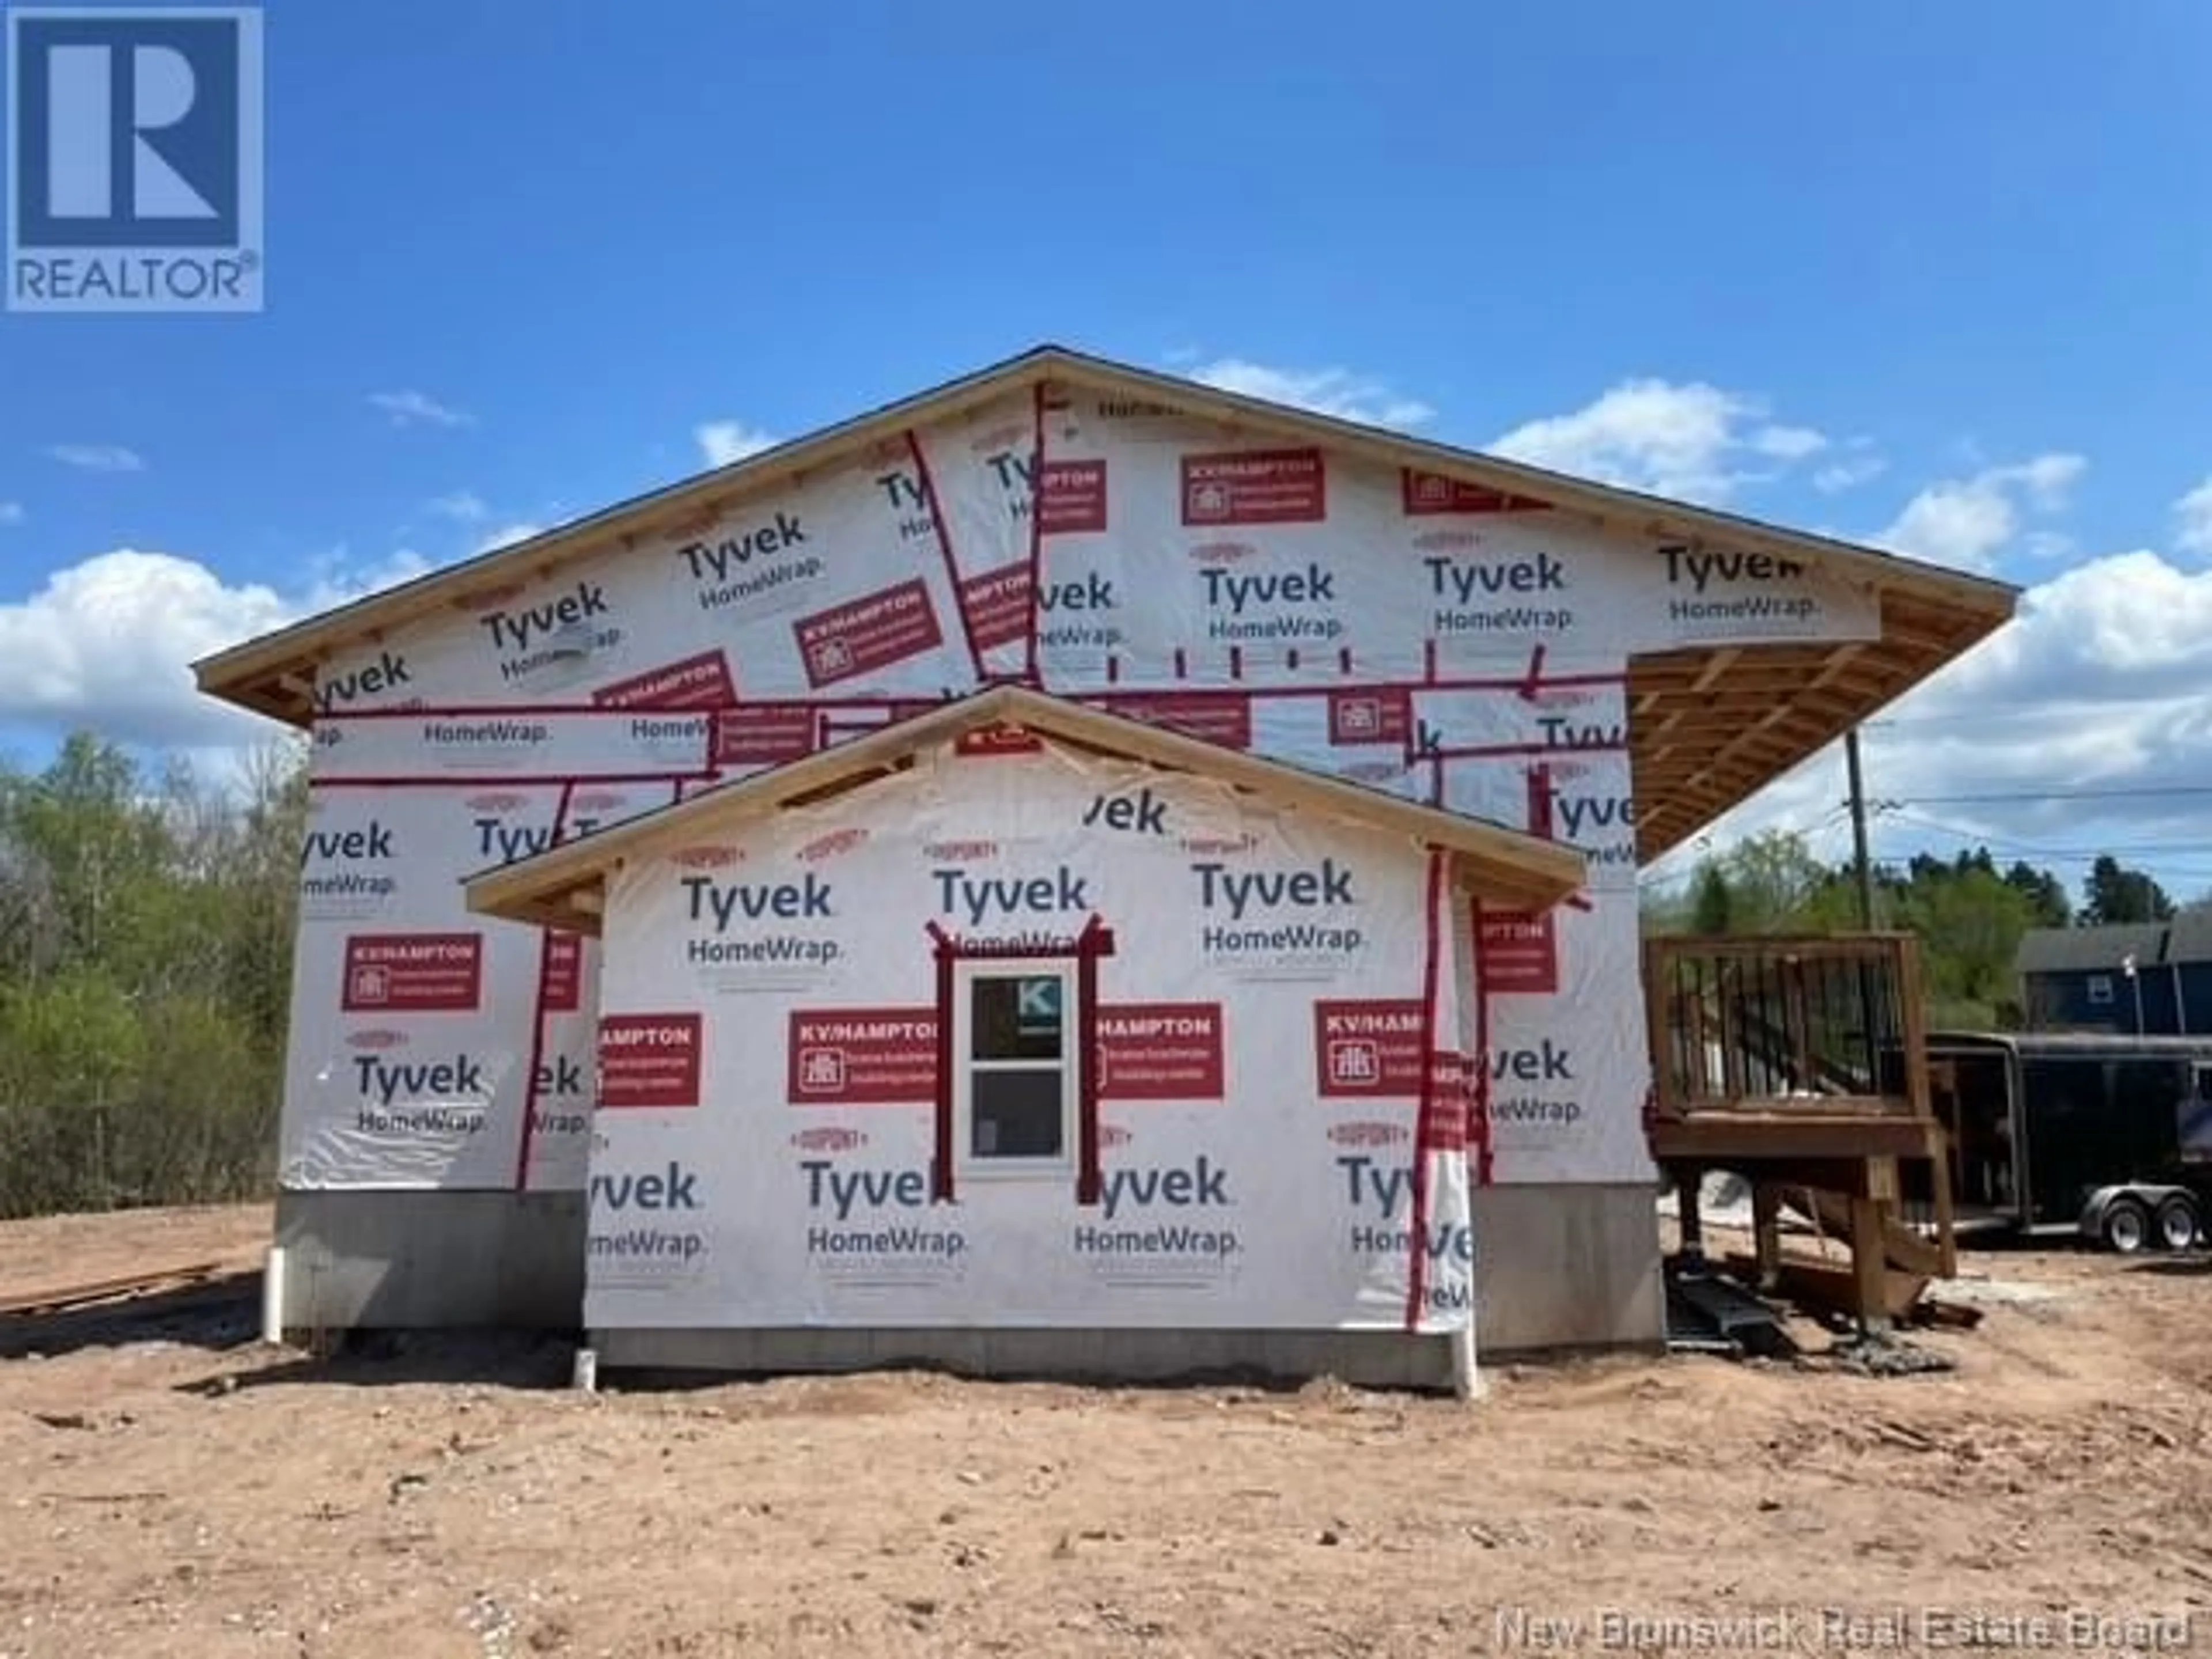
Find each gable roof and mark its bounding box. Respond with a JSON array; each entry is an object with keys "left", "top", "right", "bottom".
[
  {"left": 2016, "top": 923, "right": 2171, "bottom": 977},
  {"left": 461, "top": 685, "right": 1587, "bottom": 936},
  {"left": 193, "top": 342, "right": 2020, "bottom": 863},
  {"left": 2019, "top": 916, "right": 2212, "bottom": 978}
]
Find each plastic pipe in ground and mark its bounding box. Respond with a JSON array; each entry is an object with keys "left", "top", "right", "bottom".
[
  {"left": 260, "top": 1245, "right": 286, "bottom": 1345},
  {"left": 1450, "top": 1319, "right": 1484, "bottom": 1402}
]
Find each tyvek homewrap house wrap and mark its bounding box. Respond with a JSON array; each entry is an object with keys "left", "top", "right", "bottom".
[{"left": 192, "top": 344, "right": 2018, "bottom": 1380}]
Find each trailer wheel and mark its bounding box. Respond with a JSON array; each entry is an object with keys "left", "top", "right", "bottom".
[
  {"left": 2154, "top": 1194, "right": 2200, "bottom": 1252},
  {"left": 2101, "top": 1195, "right": 2151, "bottom": 1254}
]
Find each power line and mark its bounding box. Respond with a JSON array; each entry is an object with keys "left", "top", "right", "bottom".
[
  {"left": 1889, "top": 783, "right": 2212, "bottom": 807},
  {"left": 1878, "top": 810, "right": 2212, "bottom": 880}
]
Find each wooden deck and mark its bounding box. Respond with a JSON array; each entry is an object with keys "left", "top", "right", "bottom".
[{"left": 1644, "top": 932, "right": 1957, "bottom": 1327}]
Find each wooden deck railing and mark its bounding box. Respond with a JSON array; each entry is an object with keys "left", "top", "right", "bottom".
[{"left": 1643, "top": 932, "right": 1932, "bottom": 1124}]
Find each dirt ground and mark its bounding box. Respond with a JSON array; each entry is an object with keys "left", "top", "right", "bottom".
[{"left": 0, "top": 1207, "right": 2207, "bottom": 1658}]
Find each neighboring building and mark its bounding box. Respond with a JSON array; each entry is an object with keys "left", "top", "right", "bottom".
[
  {"left": 192, "top": 344, "right": 2017, "bottom": 1382},
  {"left": 2018, "top": 915, "right": 2212, "bottom": 1035}
]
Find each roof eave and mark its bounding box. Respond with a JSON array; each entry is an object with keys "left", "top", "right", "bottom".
[{"left": 194, "top": 343, "right": 2017, "bottom": 725}]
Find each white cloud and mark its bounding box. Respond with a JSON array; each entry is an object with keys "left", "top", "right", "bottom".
[
  {"left": 428, "top": 491, "right": 488, "bottom": 523},
  {"left": 0, "top": 502, "right": 22, "bottom": 525},
  {"left": 1187, "top": 359, "right": 1435, "bottom": 430},
  {"left": 695, "top": 421, "right": 778, "bottom": 468},
  {"left": 473, "top": 522, "right": 543, "bottom": 554},
  {"left": 1487, "top": 379, "right": 1827, "bottom": 505},
  {"left": 0, "top": 548, "right": 427, "bottom": 750},
  {"left": 44, "top": 444, "right": 145, "bottom": 473},
  {"left": 369, "top": 390, "right": 473, "bottom": 429},
  {"left": 1813, "top": 446, "right": 1888, "bottom": 494},
  {"left": 1871, "top": 453, "right": 2085, "bottom": 573},
  {"left": 2173, "top": 476, "right": 2212, "bottom": 557}
]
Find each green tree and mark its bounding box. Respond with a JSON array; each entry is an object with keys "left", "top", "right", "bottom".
[
  {"left": 2077, "top": 854, "right": 2174, "bottom": 926},
  {"left": 0, "top": 730, "right": 307, "bottom": 1217}
]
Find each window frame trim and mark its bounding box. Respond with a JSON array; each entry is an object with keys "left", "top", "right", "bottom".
[{"left": 948, "top": 957, "right": 1081, "bottom": 1183}]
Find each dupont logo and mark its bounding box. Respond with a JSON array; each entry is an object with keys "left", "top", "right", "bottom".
[
  {"left": 346, "top": 1028, "right": 408, "bottom": 1051},
  {"left": 1188, "top": 541, "right": 1260, "bottom": 565},
  {"left": 1099, "top": 1124, "right": 1134, "bottom": 1150},
  {"left": 669, "top": 845, "right": 742, "bottom": 871},
  {"left": 571, "top": 790, "right": 628, "bottom": 815},
  {"left": 796, "top": 827, "right": 869, "bottom": 864},
  {"left": 1179, "top": 832, "right": 1259, "bottom": 856},
  {"left": 466, "top": 791, "right": 529, "bottom": 812},
  {"left": 1410, "top": 529, "right": 1482, "bottom": 552},
  {"left": 790, "top": 1126, "right": 869, "bottom": 1154},
  {"left": 1327, "top": 1121, "right": 1410, "bottom": 1149},
  {"left": 922, "top": 839, "right": 999, "bottom": 862},
  {"left": 7, "top": 5, "right": 265, "bottom": 314}
]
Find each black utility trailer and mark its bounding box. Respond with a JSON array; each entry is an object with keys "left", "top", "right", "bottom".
[{"left": 1890, "top": 1031, "right": 2212, "bottom": 1253}]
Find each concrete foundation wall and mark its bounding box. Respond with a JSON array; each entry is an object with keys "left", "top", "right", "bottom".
[
  {"left": 1471, "top": 1180, "right": 1665, "bottom": 1354},
  {"left": 273, "top": 1189, "right": 585, "bottom": 1330}
]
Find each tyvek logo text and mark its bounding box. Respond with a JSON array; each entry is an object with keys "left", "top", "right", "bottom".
[
  {"left": 801, "top": 1161, "right": 966, "bottom": 1262},
  {"left": 933, "top": 863, "right": 1090, "bottom": 949},
  {"left": 1074, "top": 1154, "right": 1240, "bottom": 1263},
  {"left": 1200, "top": 559, "right": 1345, "bottom": 646},
  {"left": 1338, "top": 1154, "right": 1475, "bottom": 1313},
  {"left": 1425, "top": 550, "right": 1575, "bottom": 639},
  {"left": 683, "top": 873, "right": 840, "bottom": 968},
  {"left": 676, "top": 510, "right": 823, "bottom": 613},
  {"left": 315, "top": 649, "right": 415, "bottom": 713},
  {"left": 1660, "top": 546, "right": 1822, "bottom": 627},
  {"left": 476, "top": 580, "right": 623, "bottom": 684},
  {"left": 1193, "top": 859, "right": 1363, "bottom": 958},
  {"left": 588, "top": 1160, "right": 708, "bottom": 1268}
]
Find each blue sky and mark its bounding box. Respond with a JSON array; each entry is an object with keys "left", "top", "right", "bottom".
[{"left": 5, "top": 0, "right": 2212, "bottom": 906}]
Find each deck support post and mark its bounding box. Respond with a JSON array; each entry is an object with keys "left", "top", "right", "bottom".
[
  {"left": 1673, "top": 1162, "right": 1706, "bottom": 1266},
  {"left": 1849, "top": 1194, "right": 1891, "bottom": 1336},
  {"left": 1751, "top": 1183, "right": 1783, "bottom": 1289}
]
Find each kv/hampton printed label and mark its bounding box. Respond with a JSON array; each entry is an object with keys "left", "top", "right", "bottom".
[
  {"left": 786, "top": 1004, "right": 1226, "bottom": 1104},
  {"left": 597, "top": 1014, "right": 703, "bottom": 1109},
  {"left": 1181, "top": 449, "right": 1326, "bottom": 527},
  {"left": 795, "top": 579, "right": 945, "bottom": 689},
  {"left": 340, "top": 933, "right": 484, "bottom": 1013}
]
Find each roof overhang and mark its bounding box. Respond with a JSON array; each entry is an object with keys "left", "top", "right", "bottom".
[
  {"left": 196, "top": 343, "right": 2020, "bottom": 863},
  {"left": 463, "top": 685, "right": 1588, "bottom": 937}
]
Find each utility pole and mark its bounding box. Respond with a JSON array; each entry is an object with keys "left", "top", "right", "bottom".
[{"left": 1845, "top": 727, "right": 1875, "bottom": 929}]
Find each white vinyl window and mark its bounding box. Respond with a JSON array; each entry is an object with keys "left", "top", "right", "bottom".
[
  {"left": 2086, "top": 974, "right": 2115, "bottom": 1006},
  {"left": 950, "top": 960, "right": 1079, "bottom": 1180}
]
